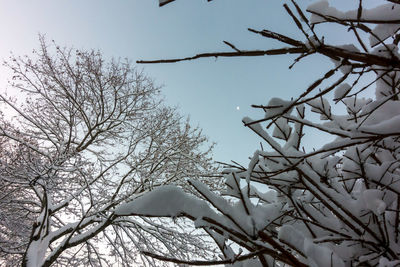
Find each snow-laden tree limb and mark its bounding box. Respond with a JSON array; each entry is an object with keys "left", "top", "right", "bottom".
[{"left": 131, "top": 0, "right": 400, "bottom": 266}]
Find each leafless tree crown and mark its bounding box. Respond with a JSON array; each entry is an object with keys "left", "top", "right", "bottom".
[{"left": 0, "top": 37, "right": 221, "bottom": 267}]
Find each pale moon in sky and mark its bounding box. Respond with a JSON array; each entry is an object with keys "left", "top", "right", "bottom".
[{"left": 236, "top": 106, "right": 240, "bottom": 111}]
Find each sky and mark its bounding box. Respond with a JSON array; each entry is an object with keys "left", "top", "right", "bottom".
[{"left": 0, "top": 0, "right": 379, "bottom": 164}]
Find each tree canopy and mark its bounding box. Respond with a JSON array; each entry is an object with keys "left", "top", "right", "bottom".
[{"left": 0, "top": 38, "right": 221, "bottom": 267}]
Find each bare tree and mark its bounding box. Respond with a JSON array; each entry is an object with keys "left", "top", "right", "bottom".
[
  {"left": 121, "top": 0, "right": 400, "bottom": 266},
  {"left": 0, "top": 37, "right": 221, "bottom": 267}
]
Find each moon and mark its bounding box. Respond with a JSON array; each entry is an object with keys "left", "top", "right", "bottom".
[{"left": 236, "top": 106, "right": 240, "bottom": 111}]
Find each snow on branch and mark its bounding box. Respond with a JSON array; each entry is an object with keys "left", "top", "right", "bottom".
[
  {"left": 115, "top": 185, "right": 212, "bottom": 218},
  {"left": 135, "top": 0, "right": 400, "bottom": 266}
]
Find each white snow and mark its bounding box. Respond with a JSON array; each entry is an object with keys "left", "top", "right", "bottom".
[
  {"left": 272, "top": 118, "right": 292, "bottom": 140},
  {"left": 264, "top": 98, "right": 294, "bottom": 120},
  {"left": 115, "top": 185, "right": 212, "bottom": 218},
  {"left": 334, "top": 83, "right": 351, "bottom": 101},
  {"left": 278, "top": 225, "right": 305, "bottom": 253},
  {"left": 307, "top": 1, "right": 400, "bottom": 47},
  {"left": 304, "top": 239, "right": 345, "bottom": 267},
  {"left": 379, "top": 257, "right": 400, "bottom": 267},
  {"left": 362, "top": 189, "right": 386, "bottom": 216},
  {"left": 359, "top": 114, "right": 400, "bottom": 135}
]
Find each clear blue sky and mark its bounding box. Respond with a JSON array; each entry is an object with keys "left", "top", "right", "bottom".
[{"left": 0, "top": 0, "right": 378, "bottom": 164}]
